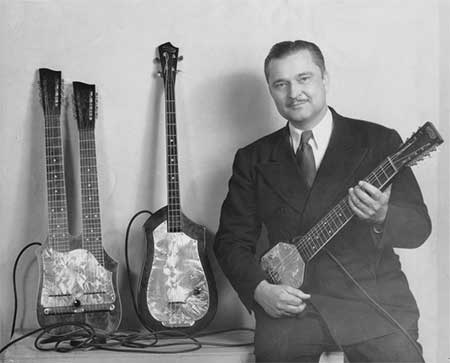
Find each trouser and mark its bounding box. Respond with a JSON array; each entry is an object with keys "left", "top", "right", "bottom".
[{"left": 254, "top": 304, "right": 423, "bottom": 363}]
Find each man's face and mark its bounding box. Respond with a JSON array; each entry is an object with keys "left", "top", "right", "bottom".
[{"left": 267, "top": 50, "right": 329, "bottom": 129}]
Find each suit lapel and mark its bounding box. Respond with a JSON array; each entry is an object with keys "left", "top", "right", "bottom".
[
  {"left": 301, "top": 110, "right": 368, "bottom": 229},
  {"left": 256, "top": 126, "right": 310, "bottom": 214},
  {"left": 256, "top": 110, "right": 369, "bottom": 232}
]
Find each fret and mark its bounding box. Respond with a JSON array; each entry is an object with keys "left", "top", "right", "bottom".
[
  {"left": 328, "top": 210, "right": 341, "bottom": 230},
  {"left": 386, "top": 156, "right": 398, "bottom": 172},
  {"left": 370, "top": 172, "right": 382, "bottom": 187},
  {"left": 79, "top": 156, "right": 98, "bottom": 160}
]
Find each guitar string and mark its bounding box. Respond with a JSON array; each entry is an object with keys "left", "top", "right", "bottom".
[
  {"left": 46, "top": 112, "right": 68, "bottom": 251},
  {"left": 266, "top": 151, "right": 407, "bottom": 280},
  {"left": 268, "top": 144, "right": 433, "bottom": 279},
  {"left": 280, "top": 158, "right": 396, "bottom": 269},
  {"left": 294, "top": 147, "right": 431, "bottom": 260},
  {"left": 165, "top": 53, "right": 176, "bottom": 320},
  {"left": 80, "top": 126, "right": 105, "bottom": 305},
  {"left": 80, "top": 128, "right": 93, "bottom": 303},
  {"left": 43, "top": 83, "right": 66, "bottom": 312}
]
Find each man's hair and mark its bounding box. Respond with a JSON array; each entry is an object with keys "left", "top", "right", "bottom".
[{"left": 264, "top": 40, "right": 326, "bottom": 82}]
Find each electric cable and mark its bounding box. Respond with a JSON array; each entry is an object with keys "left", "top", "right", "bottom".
[
  {"left": 123, "top": 209, "right": 255, "bottom": 348},
  {"left": 324, "top": 247, "right": 425, "bottom": 363},
  {"left": 124, "top": 209, "right": 153, "bottom": 326},
  {"left": 1, "top": 213, "right": 254, "bottom": 357},
  {"left": 10, "top": 241, "right": 42, "bottom": 339}
]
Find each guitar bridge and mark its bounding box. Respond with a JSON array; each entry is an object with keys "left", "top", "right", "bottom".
[{"left": 43, "top": 303, "right": 115, "bottom": 315}]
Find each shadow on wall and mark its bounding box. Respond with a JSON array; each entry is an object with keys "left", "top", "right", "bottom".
[
  {"left": 117, "top": 70, "right": 164, "bottom": 330},
  {"left": 12, "top": 71, "right": 50, "bottom": 333},
  {"left": 200, "top": 71, "right": 277, "bottom": 331}
]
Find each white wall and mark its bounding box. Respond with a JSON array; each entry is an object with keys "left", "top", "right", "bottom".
[{"left": 0, "top": 1, "right": 448, "bottom": 362}]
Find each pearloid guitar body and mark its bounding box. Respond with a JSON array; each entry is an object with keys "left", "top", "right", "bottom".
[
  {"left": 260, "top": 242, "right": 305, "bottom": 288},
  {"left": 36, "top": 236, "right": 121, "bottom": 332},
  {"left": 138, "top": 206, "right": 217, "bottom": 333}
]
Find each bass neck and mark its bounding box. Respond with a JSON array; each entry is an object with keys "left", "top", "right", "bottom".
[{"left": 161, "top": 46, "right": 182, "bottom": 233}]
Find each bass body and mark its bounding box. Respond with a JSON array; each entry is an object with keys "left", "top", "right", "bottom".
[{"left": 138, "top": 206, "right": 217, "bottom": 332}]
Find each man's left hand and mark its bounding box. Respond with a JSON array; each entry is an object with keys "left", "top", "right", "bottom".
[{"left": 348, "top": 181, "right": 391, "bottom": 225}]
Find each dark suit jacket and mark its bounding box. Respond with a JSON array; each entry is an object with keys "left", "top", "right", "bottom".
[{"left": 214, "top": 108, "right": 431, "bottom": 345}]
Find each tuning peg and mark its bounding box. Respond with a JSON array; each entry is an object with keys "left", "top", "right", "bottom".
[
  {"left": 178, "top": 55, "right": 184, "bottom": 61},
  {"left": 176, "top": 69, "right": 182, "bottom": 74},
  {"left": 157, "top": 71, "right": 163, "bottom": 77},
  {"left": 154, "top": 57, "right": 161, "bottom": 64}
]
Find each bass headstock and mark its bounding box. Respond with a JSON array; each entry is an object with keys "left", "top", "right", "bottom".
[
  {"left": 156, "top": 42, "right": 183, "bottom": 86},
  {"left": 73, "top": 81, "right": 97, "bottom": 130},
  {"left": 38, "top": 68, "right": 63, "bottom": 115},
  {"left": 391, "top": 122, "right": 443, "bottom": 169}
]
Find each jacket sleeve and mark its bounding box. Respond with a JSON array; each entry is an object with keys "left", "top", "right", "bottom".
[
  {"left": 214, "top": 148, "right": 267, "bottom": 311},
  {"left": 376, "top": 129, "right": 432, "bottom": 249}
]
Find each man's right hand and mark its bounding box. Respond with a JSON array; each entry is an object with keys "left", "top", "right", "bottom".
[{"left": 253, "top": 280, "right": 311, "bottom": 318}]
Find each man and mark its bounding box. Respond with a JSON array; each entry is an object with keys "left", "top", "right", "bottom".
[{"left": 214, "top": 40, "right": 431, "bottom": 362}]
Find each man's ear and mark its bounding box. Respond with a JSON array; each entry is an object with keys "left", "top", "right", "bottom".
[{"left": 323, "top": 70, "right": 330, "bottom": 92}]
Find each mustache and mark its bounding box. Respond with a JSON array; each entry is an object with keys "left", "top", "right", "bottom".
[{"left": 287, "top": 97, "right": 309, "bottom": 106}]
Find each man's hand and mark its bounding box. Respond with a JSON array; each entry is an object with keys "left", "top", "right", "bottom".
[
  {"left": 348, "top": 181, "right": 391, "bottom": 225},
  {"left": 254, "top": 280, "right": 311, "bottom": 318}
]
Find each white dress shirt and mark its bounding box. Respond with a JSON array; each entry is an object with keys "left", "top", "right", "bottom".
[{"left": 288, "top": 107, "right": 333, "bottom": 169}]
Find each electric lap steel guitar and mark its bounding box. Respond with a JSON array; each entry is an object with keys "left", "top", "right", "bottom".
[
  {"left": 36, "top": 69, "right": 121, "bottom": 332},
  {"left": 138, "top": 42, "right": 217, "bottom": 333},
  {"left": 261, "top": 122, "right": 443, "bottom": 288}
]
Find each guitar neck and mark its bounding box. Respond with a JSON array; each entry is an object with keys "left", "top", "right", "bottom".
[
  {"left": 78, "top": 128, "right": 104, "bottom": 264},
  {"left": 43, "top": 106, "right": 70, "bottom": 252},
  {"left": 294, "top": 157, "right": 398, "bottom": 261},
  {"left": 165, "top": 78, "right": 182, "bottom": 232}
]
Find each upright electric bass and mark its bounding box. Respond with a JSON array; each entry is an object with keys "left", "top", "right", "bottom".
[{"left": 138, "top": 42, "right": 217, "bottom": 333}]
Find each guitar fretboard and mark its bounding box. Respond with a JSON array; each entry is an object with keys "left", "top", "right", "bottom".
[
  {"left": 44, "top": 112, "right": 70, "bottom": 252},
  {"left": 79, "top": 128, "right": 104, "bottom": 265},
  {"left": 294, "top": 157, "right": 398, "bottom": 261},
  {"left": 165, "top": 75, "right": 182, "bottom": 233}
]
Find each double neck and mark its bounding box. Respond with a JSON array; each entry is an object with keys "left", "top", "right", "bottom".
[
  {"left": 164, "top": 76, "right": 182, "bottom": 233},
  {"left": 44, "top": 109, "right": 70, "bottom": 251},
  {"left": 78, "top": 128, "right": 104, "bottom": 265},
  {"left": 294, "top": 157, "right": 398, "bottom": 261}
]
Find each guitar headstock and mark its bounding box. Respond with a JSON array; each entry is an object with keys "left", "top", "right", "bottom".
[
  {"left": 156, "top": 42, "right": 183, "bottom": 86},
  {"left": 73, "top": 81, "right": 97, "bottom": 130},
  {"left": 38, "top": 68, "right": 63, "bottom": 115},
  {"left": 392, "top": 122, "right": 443, "bottom": 169}
]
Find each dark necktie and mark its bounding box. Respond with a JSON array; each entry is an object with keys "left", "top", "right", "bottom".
[{"left": 296, "top": 130, "right": 316, "bottom": 188}]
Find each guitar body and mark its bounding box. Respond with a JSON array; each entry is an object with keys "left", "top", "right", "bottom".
[
  {"left": 138, "top": 206, "right": 217, "bottom": 333},
  {"left": 36, "top": 235, "right": 121, "bottom": 332},
  {"left": 260, "top": 242, "right": 305, "bottom": 288}
]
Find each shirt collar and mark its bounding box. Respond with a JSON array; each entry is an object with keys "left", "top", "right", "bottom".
[{"left": 288, "top": 107, "right": 333, "bottom": 152}]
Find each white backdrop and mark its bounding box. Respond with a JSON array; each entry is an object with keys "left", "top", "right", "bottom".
[{"left": 0, "top": 1, "right": 449, "bottom": 362}]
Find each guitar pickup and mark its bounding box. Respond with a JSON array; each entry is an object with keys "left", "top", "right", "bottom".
[{"left": 43, "top": 303, "right": 115, "bottom": 315}]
